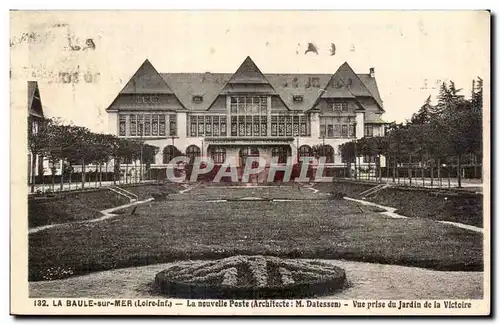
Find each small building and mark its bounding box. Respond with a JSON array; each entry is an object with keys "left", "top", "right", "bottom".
[{"left": 27, "top": 81, "right": 45, "bottom": 184}]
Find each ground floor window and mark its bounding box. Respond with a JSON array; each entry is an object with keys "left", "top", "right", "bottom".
[
  {"left": 239, "top": 147, "right": 259, "bottom": 167},
  {"left": 186, "top": 145, "right": 201, "bottom": 163},
  {"left": 163, "top": 145, "right": 181, "bottom": 164},
  {"left": 271, "top": 146, "right": 291, "bottom": 164},
  {"left": 210, "top": 147, "right": 226, "bottom": 164},
  {"left": 318, "top": 145, "right": 335, "bottom": 163},
  {"left": 298, "top": 145, "right": 312, "bottom": 157},
  {"left": 320, "top": 116, "right": 355, "bottom": 138}
]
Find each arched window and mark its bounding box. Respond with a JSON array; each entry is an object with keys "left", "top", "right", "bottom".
[
  {"left": 186, "top": 145, "right": 201, "bottom": 163},
  {"left": 239, "top": 147, "right": 259, "bottom": 167},
  {"left": 163, "top": 145, "right": 180, "bottom": 164},
  {"left": 318, "top": 145, "right": 335, "bottom": 163},
  {"left": 298, "top": 145, "right": 312, "bottom": 157},
  {"left": 271, "top": 146, "right": 291, "bottom": 164},
  {"left": 210, "top": 147, "right": 226, "bottom": 164}
]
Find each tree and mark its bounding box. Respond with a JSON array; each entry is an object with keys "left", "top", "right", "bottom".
[{"left": 411, "top": 95, "right": 433, "bottom": 125}]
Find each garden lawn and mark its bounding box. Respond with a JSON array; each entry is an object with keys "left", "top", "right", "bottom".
[
  {"left": 28, "top": 189, "right": 129, "bottom": 228},
  {"left": 29, "top": 187, "right": 482, "bottom": 281},
  {"left": 315, "top": 181, "right": 484, "bottom": 227},
  {"left": 28, "top": 183, "right": 185, "bottom": 228}
]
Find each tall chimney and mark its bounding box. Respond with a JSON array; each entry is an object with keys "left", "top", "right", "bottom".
[{"left": 369, "top": 67, "right": 375, "bottom": 78}]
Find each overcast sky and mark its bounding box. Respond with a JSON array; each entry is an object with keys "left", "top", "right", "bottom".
[{"left": 11, "top": 11, "right": 490, "bottom": 133}]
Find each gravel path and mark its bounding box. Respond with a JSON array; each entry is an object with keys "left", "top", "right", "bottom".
[{"left": 29, "top": 260, "right": 483, "bottom": 299}]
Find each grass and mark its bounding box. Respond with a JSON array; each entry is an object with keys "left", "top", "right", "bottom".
[
  {"left": 315, "top": 181, "right": 483, "bottom": 227},
  {"left": 29, "top": 186, "right": 483, "bottom": 282},
  {"left": 28, "top": 183, "right": 184, "bottom": 228},
  {"left": 28, "top": 189, "right": 129, "bottom": 228}
]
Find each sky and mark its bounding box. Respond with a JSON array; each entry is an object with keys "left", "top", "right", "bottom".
[{"left": 11, "top": 11, "right": 490, "bottom": 133}]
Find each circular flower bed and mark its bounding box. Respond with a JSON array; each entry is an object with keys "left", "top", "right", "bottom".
[{"left": 154, "top": 255, "right": 347, "bottom": 299}]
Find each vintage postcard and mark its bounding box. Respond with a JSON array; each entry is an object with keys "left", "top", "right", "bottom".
[{"left": 10, "top": 10, "right": 490, "bottom": 316}]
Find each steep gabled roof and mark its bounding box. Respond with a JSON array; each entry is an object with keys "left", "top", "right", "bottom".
[
  {"left": 106, "top": 59, "right": 187, "bottom": 112},
  {"left": 358, "top": 74, "right": 384, "bottom": 109},
  {"left": 120, "top": 59, "right": 175, "bottom": 94},
  {"left": 162, "top": 73, "right": 232, "bottom": 111},
  {"left": 226, "top": 56, "right": 272, "bottom": 85},
  {"left": 265, "top": 74, "right": 331, "bottom": 111},
  {"left": 320, "top": 72, "right": 357, "bottom": 99},
  {"left": 28, "top": 81, "right": 44, "bottom": 118},
  {"left": 108, "top": 59, "right": 384, "bottom": 113},
  {"left": 321, "top": 62, "right": 372, "bottom": 99}
]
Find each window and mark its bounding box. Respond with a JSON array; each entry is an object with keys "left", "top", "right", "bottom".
[
  {"left": 220, "top": 116, "right": 227, "bottom": 136},
  {"left": 239, "top": 147, "right": 259, "bottom": 167},
  {"left": 300, "top": 116, "right": 308, "bottom": 136},
  {"left": 231, "top": 116, "right": 237, "bottom": 136},
  {"left": 271, "top": 116, "right": 277, "bottom": 136},
  {"left": 230, "top": 96, "right": 267, "bottom": 114},
  {"left": 327, "top": 125, "right": 334, "bottom": 137},
  {"left": 144, "top": 115, "right": 151, "bottom": 136},
  {"left": 213, "top": 116, "right": 220, "bottom": 136},
  {"left": 129, "top": 114, "right": 137, "bottom": 136},
  {"left": 333, "top": 103, "right": 341, "bottom": 111},
  {"left": 341, "top": 125, "right": 348, "bottom": 137},
  {"left": 159, "top": 115, "right": 166, "bottom": 136},
  {"left": 293, "top": 95, "right": 303, "bottom": 102},
  {"left": 365, "top": 125, "right": 374, "bottom": 137},
  {"left": 246, "top": 116, "right": 252, "bottom": 136},
  {"left": 318, "top": 145, "right": 335, "bottom": 163},
  {"left": 253, "top": 116, "right": 260, "bottom": 136},
  {"left": 211, "top": 147, "right": 226, "bottom": 164},
  {"left": 278, "top": 116, "right": 286, "bottom": 136},
  {"left": 230, "top": 97, "right": 238, "bottom": 114},
  {"left": 320, "top": 116, "right": 355, "bottom": 138},
  {"left": 163, "top": 145, "right": 180, "bottom": 164},
  {"left": 192, "top": 95, "right": 203, "bottom": 103},
  {"left": 239, "top": 116, "right": 245, "bottom": 136},
  {"left": 334, "top": 124, "right": 341, "bottom": 137},
  {"left": 341, "top": 102, "right": 348, "bottom": 112},
  {"left": 299, "top": 145, "right": 312, "bottom": 157},
  {"left": 205, "top": 116, "right": 212, "bottom": 136},
  {"left": 198, "top": 116, "right": 205, "bottom": 136},
  {"left": 152, "top": 114, "right": 159, "bottom": 135},
  {"left": 190, "top": 115, "right": 197, "bottom": 136},
  {"left": 285, "top": 116, "right": 291, "bottom": 136},
  {"left": 119, "top": 115, "right": 126, "bottom": 136},
  {"left": 169, "top": 114, "right": 177, "bottom": 136},
  {"left": 272, "top": 146, "right": 291, "bottom": 164},
  {"left": 186, "top": 145, "right": 201, "bottom": 163},
  {"left": 349, "top": 124, "right": 356, "bottom": 137},
  {"left": 260, "top": 116, "right": 267, "bottom": 135},
  {"left": 293, "top": 116, "right": 300, "bottom": 136}
]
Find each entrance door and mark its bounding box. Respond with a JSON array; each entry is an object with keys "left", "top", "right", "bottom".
[{"left": 239, "top": 147, "right": 260, "bottom": 168}]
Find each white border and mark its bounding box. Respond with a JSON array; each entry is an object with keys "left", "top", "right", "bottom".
[{"left": 4, "top": 2, "right": 497, "bottom": 324}]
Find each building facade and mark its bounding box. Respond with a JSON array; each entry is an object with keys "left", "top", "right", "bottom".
[
  {"left": 106, "top": 57, "right": 387, "bottom": 170},
  {"left": 27, "top": 81, "right": 46, "bottom": 184}
]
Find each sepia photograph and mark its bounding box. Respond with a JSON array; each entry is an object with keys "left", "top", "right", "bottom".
[{"left": 10, "top": 10, "right": 490, "bottom": 316}]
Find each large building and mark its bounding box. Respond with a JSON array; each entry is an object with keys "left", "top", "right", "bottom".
[{"left": 106, "top": 57, "right": 387, "bottom": 170}]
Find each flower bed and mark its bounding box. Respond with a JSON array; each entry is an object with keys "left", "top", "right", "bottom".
[{"left": 154, "top": 255, "right": 347, "bottom": 299}]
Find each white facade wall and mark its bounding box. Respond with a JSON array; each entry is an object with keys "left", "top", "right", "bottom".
[{"left": 108, "top": 101, "right": 386, "bottom": 168}]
